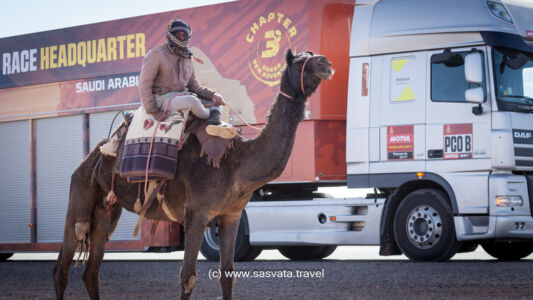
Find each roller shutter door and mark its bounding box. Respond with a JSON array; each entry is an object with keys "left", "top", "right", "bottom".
[
  {"left": 0, "top": 121, "right": 31, "bottom": 243},
  {"left": 36, "top": 116, "right": 84, "bottom": 243},
  {"left": 90, "top": 111, "right": 140, "bottom": 241}
]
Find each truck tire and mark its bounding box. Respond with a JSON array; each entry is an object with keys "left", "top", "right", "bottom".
[
  {"left": 200, "top": 216, "right": 262, "bottom": 262},
  {"left": 278, "top": 245, "right": 337, "bottom": 260},
  {"left": 0, "top": 253, "right": 13, "bottom": 261},
  {"left": 393, "top": 188, "right": 461, "bottom": 261},
  {"left": 481, "top": 241, "right": 533, "bottom": 261}
]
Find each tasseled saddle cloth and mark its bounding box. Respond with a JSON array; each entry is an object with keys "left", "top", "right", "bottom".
[
  {"left": 116, "top": 106, "right": 235, "bottom": 183},
  {"left": 120, "top": 106, "right": 190, "bottom": 182}
]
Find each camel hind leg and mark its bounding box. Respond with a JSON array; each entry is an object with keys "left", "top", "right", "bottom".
[
  {"left": 83, "top": 201, "right": 122, "bottom": 300},
  {"left": 53, "top": 170, "right": 103, "bottom": 300},
  {"left": 53, "top": 223, "right": 79, "bottom": 300}
]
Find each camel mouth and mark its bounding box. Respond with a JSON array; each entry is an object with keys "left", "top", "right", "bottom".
[{"left": 317, "top": 69, "right": 334, "bottom": 80}]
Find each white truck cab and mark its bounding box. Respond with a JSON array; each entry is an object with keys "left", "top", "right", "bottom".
[{"left": 346, "top": 0, "right": 533, "bottom": 260}]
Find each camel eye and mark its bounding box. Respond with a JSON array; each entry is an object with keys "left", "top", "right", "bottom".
[{"left": 317, "top": 57, "right": 329, "bottom": 66}]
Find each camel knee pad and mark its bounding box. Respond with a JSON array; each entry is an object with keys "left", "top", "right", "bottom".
[{"left": 74, "top": 222, "right": 90, "bottom": 241}]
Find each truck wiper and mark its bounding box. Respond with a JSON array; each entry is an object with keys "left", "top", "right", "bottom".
[{"left": 503, "top": 95, "right": 533, "bottom": 104}]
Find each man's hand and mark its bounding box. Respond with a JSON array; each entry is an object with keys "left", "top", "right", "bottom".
[
  {"left": 211, "top": 93, "right": 225, "bottom": 106},
  {"left": 152, "top": 111, "right": 169, "bottom": 122}
]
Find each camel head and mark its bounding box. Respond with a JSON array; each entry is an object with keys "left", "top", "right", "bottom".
[{"left": 283, "top": 49, "right": 334, "bottom": 98}]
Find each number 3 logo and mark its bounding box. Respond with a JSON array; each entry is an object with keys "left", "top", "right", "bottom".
[{"left": 261, "top": 30, "right": 281, "bottom": 58}]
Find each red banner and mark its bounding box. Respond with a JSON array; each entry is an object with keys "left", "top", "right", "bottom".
[{"left": 0, "top": 0, "right": 310, "bottom": 122}]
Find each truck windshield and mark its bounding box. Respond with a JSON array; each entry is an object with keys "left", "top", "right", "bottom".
[{"left": 493, "top": 47, "right": 533, "bottom": 112}]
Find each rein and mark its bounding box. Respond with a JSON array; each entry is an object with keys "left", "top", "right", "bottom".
[{"left": 279, "top": 56, "right": 312, "bottom": 100}]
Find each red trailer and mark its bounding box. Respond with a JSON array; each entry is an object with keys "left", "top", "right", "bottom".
[{"left": 0, "top": 0, "right": 352, "bottom": 256}]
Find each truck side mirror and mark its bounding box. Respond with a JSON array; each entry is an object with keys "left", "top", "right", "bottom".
[
  {"left": 465, "top": 87, "right": 483, "bottom": 104},
  {"left": 465, "top": 52, "right": 482, "bottom": 84},
  {"left": 464, "top": 52, "right": 484, "bottom": 114}
]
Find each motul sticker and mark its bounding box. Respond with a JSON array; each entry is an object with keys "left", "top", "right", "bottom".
[
  {"left": 387, "top": 125, "right": 414, "bottom": 160},
  {"left": 443, "top": 124, "right": 472, "bottom": 159},
  {"left": 527, "top": 30, "right": 533, "bottom": 38}
]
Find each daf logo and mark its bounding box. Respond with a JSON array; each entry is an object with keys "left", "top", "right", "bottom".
[{"left": 514, "top": 131, "right": 532, "bottom": 139}]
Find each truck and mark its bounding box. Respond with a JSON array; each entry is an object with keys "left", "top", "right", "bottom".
[{"left": 1, "top": 0, "right": 532, "bottom": 262}]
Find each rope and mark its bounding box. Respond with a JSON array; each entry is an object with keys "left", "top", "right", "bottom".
[
  {"left": 203, "top": 100, "right": 262, "bottom": 131},
  {"left": 144, "top": 98, "right": 173, "bottom": 199},
  {"left": 201, "top": 56, "right": 312, "bottom": 132},
  {"left": 107, "top": 111, "right": 123, "bottom": 140},
  {"left": 279, "top": 91, "right": 293, "bottom": 99},
  {"left": 300, "top": 56, "right": 311, "bottom": 95},
  {"left": 224, "top": 101, "right": 262, "bottom": 131}
]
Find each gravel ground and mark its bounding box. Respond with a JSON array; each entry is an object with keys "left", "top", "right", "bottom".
[{"left": 2, "top": 259, "right": 533, "bottom": 299}]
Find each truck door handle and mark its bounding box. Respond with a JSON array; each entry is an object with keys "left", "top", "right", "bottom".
[{"left": 428, "top": 149, "right": 443, "bottom": 158}]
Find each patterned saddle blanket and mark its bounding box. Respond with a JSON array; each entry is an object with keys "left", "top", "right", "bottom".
[{"left": 120, "top": 106, "right": 189, "bottom": 183}]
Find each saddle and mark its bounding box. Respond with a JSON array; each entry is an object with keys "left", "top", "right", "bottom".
[
  {"left": 111, "top": 109, "right": 236, "bottom": 179},
  {"left": 103, "top": 110, "right": 237, "bottom": 237}
]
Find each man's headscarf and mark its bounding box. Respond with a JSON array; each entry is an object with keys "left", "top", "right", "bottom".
[{"left": 166, "top": 19, "right": 193, "bottom": 58}]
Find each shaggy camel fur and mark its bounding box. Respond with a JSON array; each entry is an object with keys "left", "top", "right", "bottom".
[{"left": 53, "top": 49, "right": 333, "bottom": 300}]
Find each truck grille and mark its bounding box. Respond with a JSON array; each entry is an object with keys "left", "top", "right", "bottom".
[{"left": 513, "top": 129, "right": 533, "bottom": 170}]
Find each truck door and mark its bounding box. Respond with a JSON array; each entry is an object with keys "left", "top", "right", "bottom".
[
  {"left": 425, "top": 47, "right": 492, "bottom": 214},
  {"left": 370, "top": 52, "right": 427, "bottom": 174}
]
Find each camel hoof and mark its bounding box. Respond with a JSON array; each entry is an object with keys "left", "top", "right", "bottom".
[{"left": 74, "top": 222, "right": 90, "bottom": 241}]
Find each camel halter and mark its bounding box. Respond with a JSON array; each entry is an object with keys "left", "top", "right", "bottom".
[{"left": 279, "top": 56, "right": 312, "bottom": 100}]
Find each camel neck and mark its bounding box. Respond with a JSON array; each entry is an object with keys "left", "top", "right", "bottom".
[{"left": 242, "top": 92, "right": 306, "bottom": 184}]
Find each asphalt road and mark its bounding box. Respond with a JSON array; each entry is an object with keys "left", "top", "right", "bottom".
[{"left": 2, "top": 257, "right": 533, "bottom": 299}]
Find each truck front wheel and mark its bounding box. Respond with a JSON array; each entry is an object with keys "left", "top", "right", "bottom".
[
  {"left": 278, "top": 245, "right": 337, "bottom": 260},
  {"left": 393, "top": 189, "right": 461, "bottom": 261},
  {"left": 481, "top": 241, "right": 533, "bottom": 261}
]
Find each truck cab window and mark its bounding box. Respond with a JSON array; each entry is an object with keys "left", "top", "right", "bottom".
[
  {"left": 493, "top": 47, "right": 533, "bottom": 111},
  {"left": 431, "top": 51, "right": 485, "bottom": 102}
]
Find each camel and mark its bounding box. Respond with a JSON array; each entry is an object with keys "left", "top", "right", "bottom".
[{"left": 52, "top": 49, "right": 333, "bottom": 300}]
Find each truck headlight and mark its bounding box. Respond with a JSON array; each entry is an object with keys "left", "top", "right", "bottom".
[{"left": 496, "top": 195, "right": 523, "bottom": 207}]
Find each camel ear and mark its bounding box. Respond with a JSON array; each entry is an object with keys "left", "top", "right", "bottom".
[{"left": 286, "top": 49, "right": 294, "bottom": 64}]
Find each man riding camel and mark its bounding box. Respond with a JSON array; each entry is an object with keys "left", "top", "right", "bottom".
[{"left": 139, "top": 18, "right": 237, "bottom": 139}]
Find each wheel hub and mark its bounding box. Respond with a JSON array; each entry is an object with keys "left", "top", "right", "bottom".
[{"left": 406, "top": 205, "right": 442, "bottom": 249}]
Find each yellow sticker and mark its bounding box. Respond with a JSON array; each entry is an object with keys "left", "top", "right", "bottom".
[
  {"left": 397, "top": 86, "right": 415, "bottom": 101},
  {"left": 392, "top": 59, "right": 408, "bottom": 72}
]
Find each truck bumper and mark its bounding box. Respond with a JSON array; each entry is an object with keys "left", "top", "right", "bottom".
[
  {"left": 494, "top": 216, "right": 533, "bottom": 239},
  {"left": 455, "top": 215, "right": 533, "bottom": 241}
]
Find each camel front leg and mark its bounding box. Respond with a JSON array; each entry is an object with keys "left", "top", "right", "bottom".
[
  {"left": 180, "top": 209, "right": 209, "bottom": 300},
  {"left": 217, "top": 213, "right": 241, "bottom": 300}
]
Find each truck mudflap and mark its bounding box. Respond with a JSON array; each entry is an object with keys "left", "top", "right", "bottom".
[
  {"left": 455, "top": 216, "right": 533, "bottom": 241},
  {"left": 245, "top": 198, "right": 385, "bottom": 246}
]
